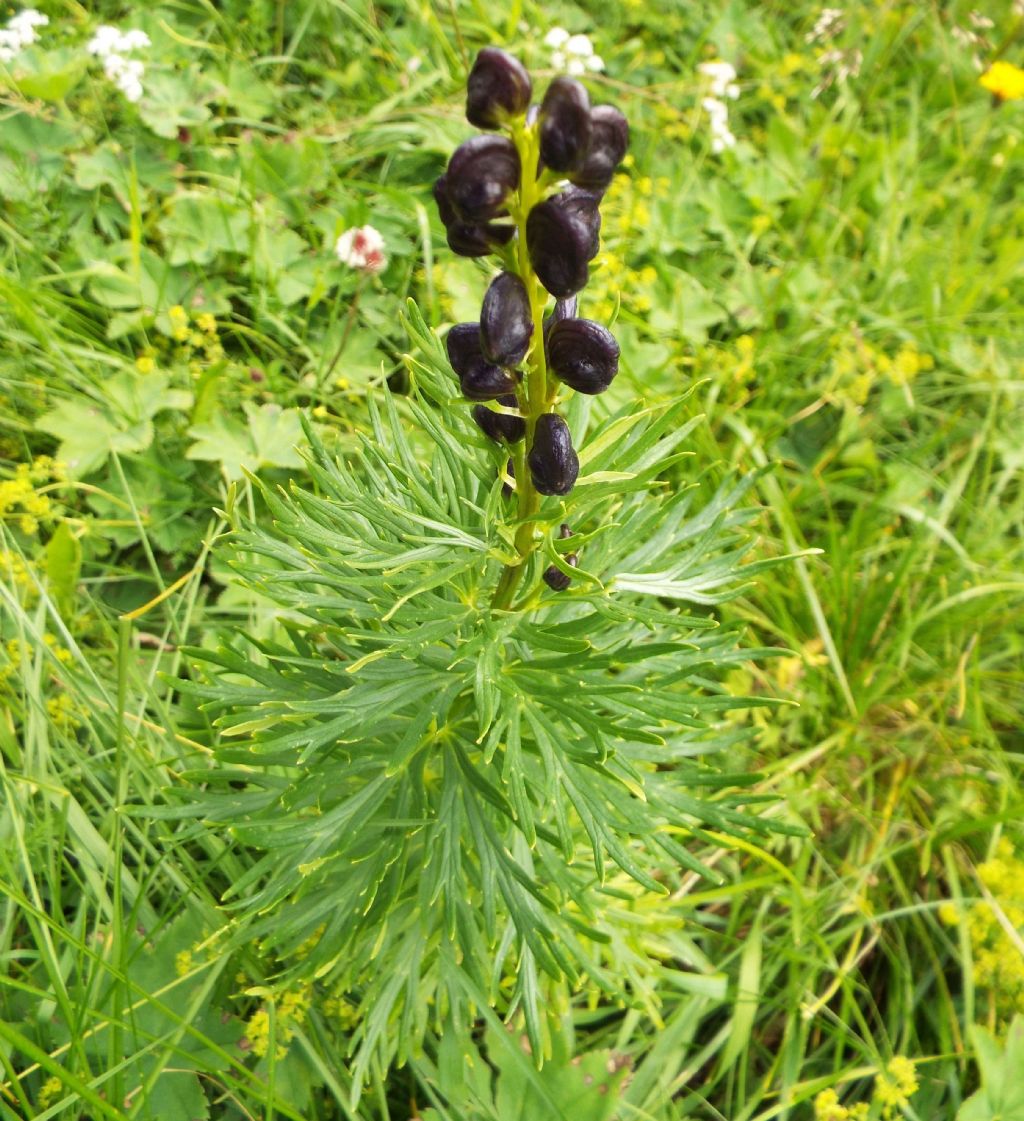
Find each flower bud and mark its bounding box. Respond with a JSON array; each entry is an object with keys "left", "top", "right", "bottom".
[
  {"left": 446, "top": 135, "right": 521, "bottom": 222},
  {"left": 543, "top": 554, "right": 577, "bottom": 591},
  {"left": 528, "top": 413, "right": 579, "bottom": 496},
  {"left": 446, "top": 322, "right": 519, "bottom": 400},
  {"left": 544, "top": 525, "right": 577, "bottom": 590},
  {"left": 480, "top": 272, "right": 533, "bottom": 366},
  {"left": 472, "top": 394, "right": 526, "bottom": 444},
  {"left": 538, "top": 77, "right": 592, "bottom": 172},
  {"left": 526, "top": 195, "right": 595, "bottom": 298},
  {"left": 546, "top": 318, "right": 620, "bottom": 395},
  {"left": 570, "top": 105, "right": 629, "bottom": 190},
  {"left": 466, "top": 48, "right": 532, "bottom": 128}
]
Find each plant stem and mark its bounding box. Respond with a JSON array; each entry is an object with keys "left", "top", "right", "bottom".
[{"left": 491, "top": 121, "right": 551, "bottom": 611}]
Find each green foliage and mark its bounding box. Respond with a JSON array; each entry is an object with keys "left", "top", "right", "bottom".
[
  {"left": 178, "top": 330, "right": 793, "bottom": 1087},
  {"left": 1, "top": 1, "right": 1023, "bottom": 1119},
  {"left": 958, "top": 1018, "right": 1024, "bottom": 1121}
]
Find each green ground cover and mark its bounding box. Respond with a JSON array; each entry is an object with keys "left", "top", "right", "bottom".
[{"left": 1, "top": 1, "right": 1023, "bottom": 1118}]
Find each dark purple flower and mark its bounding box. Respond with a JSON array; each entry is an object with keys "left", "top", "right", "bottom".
[
  {"left": 446, "top": 322, "right": 519, "bottom": 400},
  {"left": 546, "top": 318, "right": 619, "bottom": 394},
  {"left": 472, "top": 393, "right": 526, "bottom": 443},
  {"left": 528, "top": 412, "right": 579, "bottom": 495},
  {"left": 480, "top": 272, "right": 533, "bottom": 366},
  {"left": 446, "top": 135, "right": 521, "bottom": 222},
  {"left": 526, "top": 192, "right": 598, "bottom": 298},
  {"left": 466, "top": 48, "right": 532, "bottom": 128},
  {"left": 571, "top": 105, "right": 629, "bottom": 190},
  {"left": 539, "top": 77, "right": 592, "bottom": 172}
]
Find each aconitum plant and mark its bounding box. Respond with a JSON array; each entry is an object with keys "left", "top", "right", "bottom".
[
  {"left": 182, "top": 45, "right": 791, "bottom": 1102},
  {"left": 436, "top": 49, "right": 627, "bottom": 606}
]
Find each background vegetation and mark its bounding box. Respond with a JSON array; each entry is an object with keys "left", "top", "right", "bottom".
[{"left": 1, "top": 1, "right": 1023, "bottom": 1118}]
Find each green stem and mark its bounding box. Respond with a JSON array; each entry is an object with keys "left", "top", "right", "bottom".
[{"left": 491, "top": 121, "right": 552, "bottom": 611}]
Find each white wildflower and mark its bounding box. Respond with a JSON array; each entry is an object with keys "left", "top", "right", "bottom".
[
  {"left": 87, "top": 24, "right": 150, "bottom": 102},
  {"left": 806, "top": 8, "right": 845, "bottom": 45},
  {"left": 565, "top": 33, "right": 594, "bottom": 58},
  {"left": 335, "top": 226, "right": 387, "bottom": 274},
  {"left": 547, "top": 26, "right": 604, "bottom": 74},
  {"left": 699, "top": 60, "right": 740, "bottom": 154},
  {"left": 698, "top": 60, "right": 737, "bottom": 97},
  {"left": 406, "top": 55, "right": 422, "bottom": 73},
  {"left": 0, "top": 8, "right": 48, "bottom": 63},
  {"left": 811, "top": 46, "right": 862, "bottom": 98}
]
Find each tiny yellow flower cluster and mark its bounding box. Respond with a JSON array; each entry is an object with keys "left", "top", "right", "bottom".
[
  {"left": 0, "top": 549, "right": 35, "bottom": 596},
  {"left": 813, "top": 1057, "right": 918, "bottom": 1121},
  {"left": 294, "top": 923, "right": 326, "bottom": 959},
  {"left": 164, "top": 304, "right": 225, "bottom": 377},
  {"left": 875, "top": 1057, "right": 919, "bottom": 1117},
  {"left": 584, "top": 169, "right": 665, "bottom": 322},
  {"left": 46, "top": 692, "right": 82, "bottom": 732},
  {"left": 828, "top": 334, "right": 935, "bottom": 407},
  {"left": 38, "top": 1076, "right": 63, "bottom": 1109},
  {"left": 243, "top": 985, "right": 312, "bottom": 1059},
  {"left": 813, "top": 1089, "right": 868, "bottom": 1120},
  {"left": 168, "top": 304, "right": 190, "bottom": 342},
  {"left": 940, "top": 838, "right": 1024, "bottom": 1017},
  {"left": 2, "top": 635, "right": 73, "bottom": 685},
  {"left": 980, "top": 61, "right": 1024, "bottom": 103},
  {"left": 0, "top": 458, "right": 64, "bottom": 536},
  {"left": 604, "top": 165, "right": 667, "bottom": 241},
  {"left": 323, "top": 991, "right": 359, "bottom": 1030}
]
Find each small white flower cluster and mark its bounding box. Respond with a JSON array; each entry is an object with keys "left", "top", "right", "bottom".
[
  {"left": 0, "top": 8, "right": 48, "bottom": 64},
  {"left": 951, "top": 10, "right": 995, "bottom": 73},
  {"left": 543, "top": 28, "right": 604, "bottom": 76},
  {"left": 335, "top": 226, "right": 386, "bottom": 274},
  {"left": 806, "top": 8, "right": 845, "bottom": 45},
  {"left": 87, "top": 25, "right": 151, "bottom": 103},
  {"left": 812, "top": 47, "right": 862, "bottom": 98},
  {"left": 698, "top": 60, "right": 739, "bottom": 154}
]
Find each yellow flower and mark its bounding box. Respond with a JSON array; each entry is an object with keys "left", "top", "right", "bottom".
[
  {"left": 938, "top": 901, "right": 959, "bottom": 926},
  {"left": 197, "top": 312, "right": 217, "bottom": 334},
  {"left": 168, "top": 304, "right": 190, "bottom": 342},
  {"left": 813, "top": 1089, "right": 847, "bottom": 1120},
  {"left": 886, "top": 1056, "right": 918, "bottom": 1096},
  {"left": 135, "top": 355, "right": 156, "bottom": 374},
  {"left": 980, "top": 61, "right": 1024, "bottom": 102},
  {"left": 39, "top": 1076, "right": 63, "bottom": 1108},
  {"left": 873, "top": 1055, "right": 918, "bottom": 1117}
]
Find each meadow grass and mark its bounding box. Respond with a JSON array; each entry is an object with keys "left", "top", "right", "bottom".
[{"left": 1, "top": 1, "right": 1023, "bottom": 1118}]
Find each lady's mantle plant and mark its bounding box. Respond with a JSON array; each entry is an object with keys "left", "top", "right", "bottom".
[{"left": 180, "top": 47, "right": 792, "bottom": 1094}]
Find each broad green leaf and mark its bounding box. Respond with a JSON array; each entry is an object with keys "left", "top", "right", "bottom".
[
  {"left": 11, "top": 47, "right": 88, "bottom": 101},
  {"left": 958, "top": 1017, "right": 1024, "bottom": 1120},
  {"left": 186, "top": 402, "right": 306, "bottom": 480}
]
